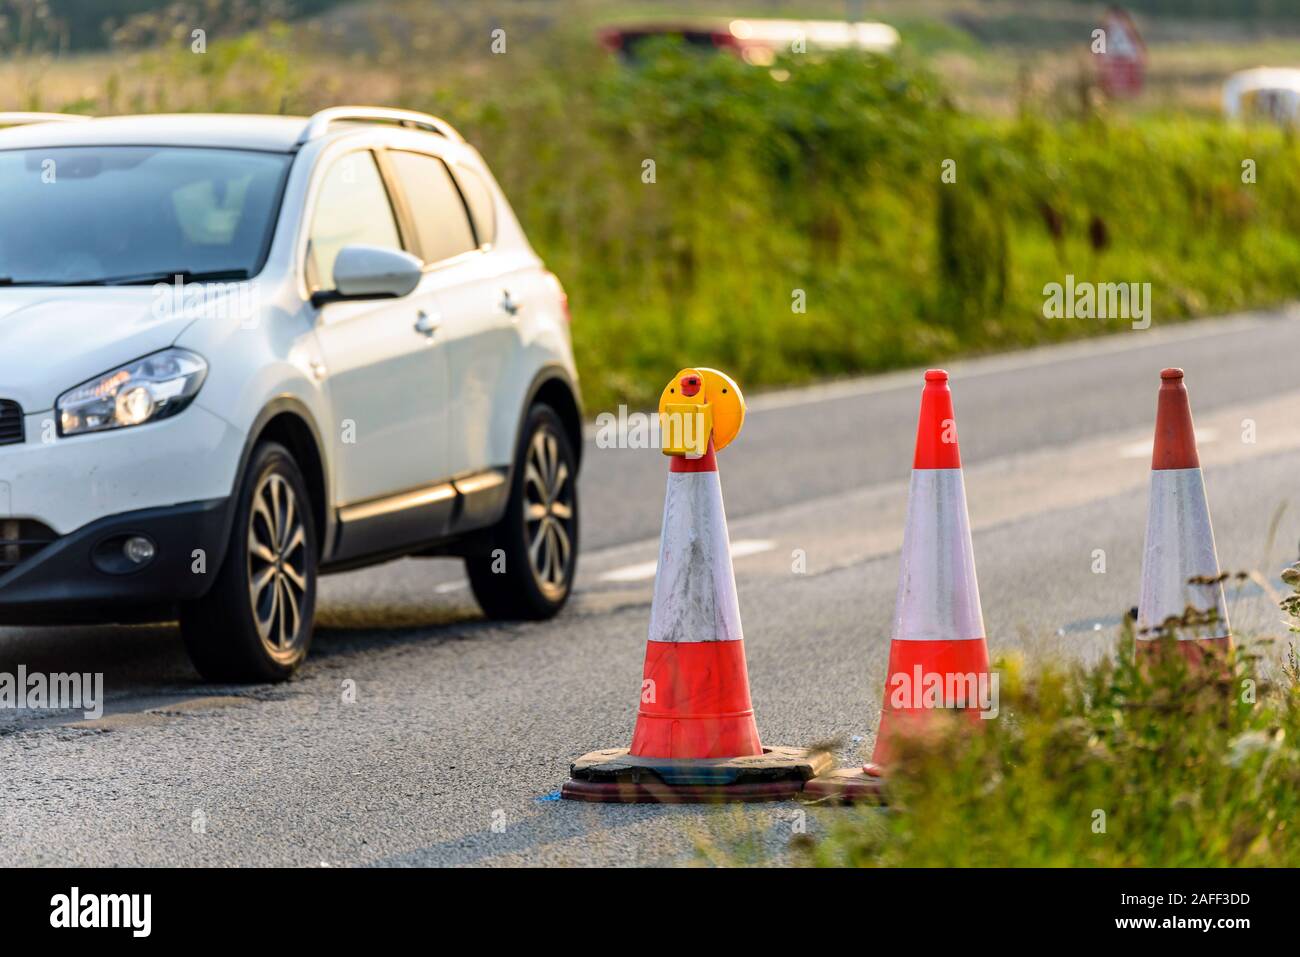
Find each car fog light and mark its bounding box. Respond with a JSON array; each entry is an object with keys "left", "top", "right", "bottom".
[{"left": 123, "top": 536, "right": 156, "bottom": 565}]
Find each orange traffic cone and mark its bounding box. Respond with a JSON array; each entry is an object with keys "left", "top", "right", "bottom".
[
  {"left": 562, "top": 368, "right": 830, "bottom": 803},
  {"left": 805, "top": 369, "right": 991, "bottom": 803},
  {"left": 628, "top": 436, "right": 762, "bottom": 758},
  {"left": 866, "top": 369, "right": 991, "bottom": 772},
  {"left": 1135, "top": 368, "right": 1232, "bottom": 669}
]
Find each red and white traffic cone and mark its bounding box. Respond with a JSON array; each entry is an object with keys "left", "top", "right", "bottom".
[
  {"left": 562, "top": 368, "right": 830, "bottom": 803},
  {"left": 1136, "top": 368, "right": 1232, "bottom": 669},
  {"left": 866, "top": 369, "right": 990, "bottom": 773},
  {"left": 628, "top": 437, "right": 762, "bottom": 758},
  {"left": 805, "top": 369, "right": 990, "bottom": 803}
]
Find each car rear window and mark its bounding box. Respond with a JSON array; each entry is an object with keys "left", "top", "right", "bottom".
[
  {"left": 388, "top": 151, "right": 477, "bottom": 264},
  {"left": 452, "top": 164, "right": 496, "bottom": 246}
]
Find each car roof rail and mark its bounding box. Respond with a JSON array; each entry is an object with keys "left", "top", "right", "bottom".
[
  {"left": 0, "top": 112, "right": 93, "bottom": 128},
  {"left": 296, "top": 106, "right": 463, "bottom": 146}
]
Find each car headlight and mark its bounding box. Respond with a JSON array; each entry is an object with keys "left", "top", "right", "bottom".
[{"left": 57, "top": 348, "right": 208, "bottom": 437}]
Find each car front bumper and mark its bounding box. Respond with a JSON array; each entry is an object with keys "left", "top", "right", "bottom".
[
  {"left": 0, "top": 498, "right": 234, "bottom": 625},
  {"left": 1, "top": 405, "right": 245, "bottom": 535}
]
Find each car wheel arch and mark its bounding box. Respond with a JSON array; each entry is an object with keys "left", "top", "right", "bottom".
[
  {"left": 520, "top": 368, "right": 583, "bottom": 472},
  {"left": 233, "top": 397, "right": 333, "bottom": 559}
]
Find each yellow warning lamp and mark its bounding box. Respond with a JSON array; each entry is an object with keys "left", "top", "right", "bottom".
[{"left": 658, "top": 367, "right": 746, "bottom": 457}]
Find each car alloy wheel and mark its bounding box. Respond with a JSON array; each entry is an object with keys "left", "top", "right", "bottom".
[
  {"left": 247, "top": 472, "right": 310, "bottom": 657},
  {"left": 523, "top": 425, "right": 575, "bottom": 599}
]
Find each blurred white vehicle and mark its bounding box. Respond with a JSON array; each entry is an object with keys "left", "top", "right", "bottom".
[{"left": 1223, "top": 68, "right": 1300, "bottom": 125}]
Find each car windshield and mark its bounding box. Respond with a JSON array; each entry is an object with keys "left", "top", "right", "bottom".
[{"left": 0, "top": 146, "right": 291, "bottom": 285}]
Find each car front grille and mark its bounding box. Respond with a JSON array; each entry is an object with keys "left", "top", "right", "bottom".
[
  {"left": 0, "top": 400, "right": 23, "bottom": 446},
  {"left": 0, "top": 519, "right": 57, "bottom": 576}
]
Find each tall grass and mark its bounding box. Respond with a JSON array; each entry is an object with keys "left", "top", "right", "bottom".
[
  {"left": 803, "top": 628, "right": 1300, "bottom": 867},
  {"left": 443, "top": 42, "right": 1300, "bottom": 409}
]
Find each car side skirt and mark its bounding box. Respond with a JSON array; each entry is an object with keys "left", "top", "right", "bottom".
[{"left": 324, "top": 467, "right": 510, "bottom": 573}]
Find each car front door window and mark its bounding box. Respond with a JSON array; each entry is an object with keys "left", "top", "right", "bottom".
[{"left": 306, "top": 151, "right": 403, "bottom": 292}]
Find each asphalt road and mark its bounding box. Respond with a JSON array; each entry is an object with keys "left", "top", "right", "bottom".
[{"left": 4, "top": 307, "right": 1300, "bottom": 866}]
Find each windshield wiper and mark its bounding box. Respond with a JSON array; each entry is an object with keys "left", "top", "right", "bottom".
[
  {"left": 0, "top": 277, "right": 85, "bottom": 286},
  {"left": 97, "top": 268, "right": 254, "bottom": 286},
  {"left": 0, "top": 269, "right": 253, "bottom": 287}
]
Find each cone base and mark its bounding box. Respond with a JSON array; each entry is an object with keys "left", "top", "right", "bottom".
[
  {"left": 562, "top": 745, "right": 830, "bottom": 804},
  {"left": 1136, "top": 635, "right": 1233, "bottom": 674},
  {"left": 802, "top": 768, "right": 887, "bottom": 806},
  {"left": 561, "top": 778, "right": 804, "bottom": 804}
]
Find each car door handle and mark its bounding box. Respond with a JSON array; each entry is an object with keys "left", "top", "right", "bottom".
[
  {"left": 414, "top": 310, "right": 441, "bottom": 337},
  {"left": 500, "top": 290, "right": 521, "bottom": 317}
]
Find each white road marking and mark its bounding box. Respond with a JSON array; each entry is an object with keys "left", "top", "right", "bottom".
[
  {"left": 600, "top": 538, "right": 775, "bottom": 583},
  {"left": 599, "top": 559, "right": 660, "bottom": 583},
  {"left": 1119, "top": 428, "right": 1218, "bottom": 459},
  {"left": 434, "top": 581, "right": 467, "bottom": 594}
]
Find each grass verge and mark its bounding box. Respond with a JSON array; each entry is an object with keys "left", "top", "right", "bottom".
[{"left": 800, "top": 627, "right": 1300, "bottom": 867}]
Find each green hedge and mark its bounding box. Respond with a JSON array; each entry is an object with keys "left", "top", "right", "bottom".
[{"left": 448, "top": 44, "right": 1300, "bottom": 409}]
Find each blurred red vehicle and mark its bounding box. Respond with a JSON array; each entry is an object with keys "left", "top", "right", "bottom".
[{"left": 597, "top": 18, "right": 899, "bottom": 65}]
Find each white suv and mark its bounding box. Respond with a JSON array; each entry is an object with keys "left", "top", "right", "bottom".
[{"left": 0, "top": 108, "right": 582, "bottom": 681}]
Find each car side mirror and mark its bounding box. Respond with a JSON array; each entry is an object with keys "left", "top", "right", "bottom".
[{"left": 314, "top": 245, "right": 423, "bottom": 306}]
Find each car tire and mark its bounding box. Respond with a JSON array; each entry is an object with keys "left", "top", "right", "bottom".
[
  {"left": 466, "top": 403, "right": 578, "bottom": 620},
  {"left": 180, "top": 441, "right": 318, "bottom": 682}
]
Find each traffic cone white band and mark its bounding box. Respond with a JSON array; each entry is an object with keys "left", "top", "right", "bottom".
[
  {"left": 647, "top": 469, "right": 743, "bottom": 644},
  {"left": 892, "top": 468, "right": 985, "bottom": 642},
  {"left": 1137, "top": 467, "right": 1230, "bottom": 641}
]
